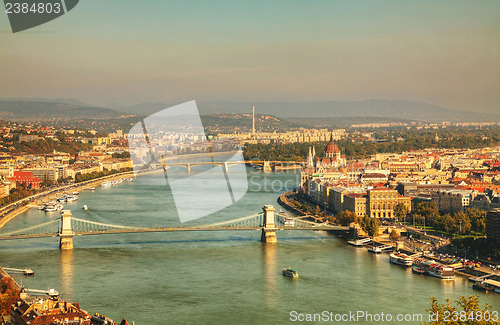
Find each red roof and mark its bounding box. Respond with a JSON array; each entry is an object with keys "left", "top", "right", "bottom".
[{"left": 325, "top": 141, "right": 340, "bottom": 154}]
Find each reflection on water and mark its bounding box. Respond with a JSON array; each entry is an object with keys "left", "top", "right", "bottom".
[
  {"left": 60, "top": 250, "right": 73, "bottom": 297},
  {"left": 262, "top": 243, "right": 277, "bottom": 309}
]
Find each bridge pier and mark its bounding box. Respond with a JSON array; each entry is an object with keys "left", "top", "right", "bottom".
[
  {"left": 59, "top": 210, "right": 74, "bottom": 250},
  {"left": 224, "top": 161, "right": 229, "bottom": 173},
  {"left": 186, "top": 163, "right": 191, "bottom": 174},
  {"left": 261, "top": 205, "right": 277, "bottom": 243}
]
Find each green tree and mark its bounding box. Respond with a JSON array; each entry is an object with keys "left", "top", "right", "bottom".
[
  {"left": 422, "top": 295, "right": 500, "bottom": 325},
  {"left": 394, "top": 203, "right": 408, "bottom": 222}
]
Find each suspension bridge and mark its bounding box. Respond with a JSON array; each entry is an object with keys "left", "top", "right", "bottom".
[
  {"left": 0, "top": 205, "right": 347, "bottom": 249},
  {"left": 164, "top": 160, "right": 303, "bottom": 173}
]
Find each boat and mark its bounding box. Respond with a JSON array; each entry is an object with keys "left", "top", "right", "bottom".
[
  {"left": 368, "top": 246, "right": 383, "bottom": 253},
  {"left": 101, "top": 181, "right": 112, "bottom": 187},
  {"left": 65, "top": 195, "right": 78, "bottom": 202},
  {"left": 82, "top": 205, "right": 88, "bottom": 210},
  {"left": 23, "top": 269, "right": 34, "bottom": 276},
  {"left": 412, "top": 266, "right": 425, "bottom": 275},
  {"left": 282, "top": 268, "right": 299, "bottom": 278},
  {"left": 472, "top": 282, "right": 494, "bottom": 292},
  {"left": 44, "top": 202, "right": 58, "bottom": 212},
  {"left": 411, "top": 259, "right": 455, "bottom": 279},
  {"left": 347, "top": 238, "right": 371, "bottom": 246},
  {"left": 389, "top": 252, "right": 413, "bottom": 266},
  {"left": 72, "top": 191, "right": 79, "bottom": 195},
  {"left": 90, "top": 187, "right": 96, "bottom": 191}
]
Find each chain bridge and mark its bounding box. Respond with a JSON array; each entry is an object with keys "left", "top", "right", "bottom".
[{"left": 0, "top": 205, "right": 348, "bottom": 249}]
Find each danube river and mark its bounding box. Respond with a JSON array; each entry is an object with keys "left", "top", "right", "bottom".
[{"left": 0, "top": 168, "right": 499, "bottom": 324}]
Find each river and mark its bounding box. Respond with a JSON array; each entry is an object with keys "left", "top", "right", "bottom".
[{"left": 0, "top": 167, "right": 498, "bottom": 324}]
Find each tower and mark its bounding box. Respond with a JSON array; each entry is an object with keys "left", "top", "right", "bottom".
[{"left": 252, "top": 104, "right": 255, "bottom": 136}]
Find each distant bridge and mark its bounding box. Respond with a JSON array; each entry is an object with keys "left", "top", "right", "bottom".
[
  {"left": 164, "top": 160, "right": 304, "bottom": 173},
  {"left": 0, "top": 206, "right": 347, "bottom": 249}
]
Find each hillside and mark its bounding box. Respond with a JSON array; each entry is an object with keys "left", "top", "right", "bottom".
[{"left": 0, "top": 100, "right": 125, "bottom": 120}]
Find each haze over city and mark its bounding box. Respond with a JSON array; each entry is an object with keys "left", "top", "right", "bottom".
[{"left": 1, "top": 0, "right": 499, "bottom": 114}]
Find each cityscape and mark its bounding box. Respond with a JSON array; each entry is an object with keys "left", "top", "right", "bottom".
[{"left": 1, "top": 1, "right": 500, "bottom": 324}]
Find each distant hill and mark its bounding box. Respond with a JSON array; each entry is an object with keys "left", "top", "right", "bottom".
[
  {"left": 111, "top": 99, "right": 500, "bottom": 123},
  {"left": 0, "top": 100, "right": 125, "bottom": 120},
  {"left": 2, "top": 98, "right": 498, "bottom": 123}
]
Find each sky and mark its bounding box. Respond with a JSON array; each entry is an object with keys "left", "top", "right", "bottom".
[{"left": 0, "top": 0, "right": 499, "bottom": 113}]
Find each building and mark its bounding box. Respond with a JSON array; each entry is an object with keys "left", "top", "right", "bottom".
[
  {"left": 343, "top": 193, "right": 367, "bottom": 217},
  {"left": 486, "top": 209, "right": 500, "bottom": 243},
  {"left": 24, "top": 167, "right": 60, "bottom": 183},
  {"left": 8, "top": 171, "right": 41, "bottom": 189},
  {"left": 367, "top": 188, "right": 399, "bottom": 219},
  {"left": 101, "top": 158, "right": 133, "bottom": 171},
  {"left": 11, "top": 297, "right": 92, "bottom": 325},
  {"left": 431, "top": 189, "right": 476, "bottom": 214}
]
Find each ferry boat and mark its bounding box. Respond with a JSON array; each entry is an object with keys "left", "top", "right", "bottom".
[
  {"left": 282, "top": 268, "right": 299, "bottom": 278},
  {"left": 411, "top": 259, "right": 455, "bottom": 279},
  {"left": 389, "top": 252, "right": 413, "bottom": 266}
]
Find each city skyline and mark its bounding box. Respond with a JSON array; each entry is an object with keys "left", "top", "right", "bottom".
[{"left": 0, "top": 1, "right": 499, "bottom": 113}]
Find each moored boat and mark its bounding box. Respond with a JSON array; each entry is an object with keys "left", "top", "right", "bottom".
[
  {"left": 473, "top": 282, "right": 494, "bottom": 292},
  {"left": 389, "top": 252, "right": 413, "bottom": 266},
  {"left": 411, "top": 259, "right": 454, "bottom": 279},
  {"left": 282, "top": 268, "right": 299, "bottom": 278}
]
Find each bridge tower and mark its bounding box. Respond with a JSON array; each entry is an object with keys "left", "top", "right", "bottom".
[
  {"left": 263, "top": 161, "right": 272, "bottom": 173},
  {"left": 261, "top": 205, "right": 277, "bottom": 243},
  {"left": 59, "top": 210, "right": 74, "bottom": 250}
]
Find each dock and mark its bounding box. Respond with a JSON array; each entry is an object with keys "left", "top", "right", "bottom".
[
  {"left": 368, "top": 244, "right": 393, "bottom": 253},
  {"left": 348, "top": 238, "right": 372, "bottom": 246},
  {"left": 4, "top": 267, "right": 34, "bottom": 276}
]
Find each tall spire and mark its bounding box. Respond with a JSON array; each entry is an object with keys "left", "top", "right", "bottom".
[{"left": 252, "top": 104, "right": 255, "bottom": 136}]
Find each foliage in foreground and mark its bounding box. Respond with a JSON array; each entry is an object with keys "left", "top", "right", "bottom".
[{"left": 422, "top": 295, "right": 499, "bottom": 325}]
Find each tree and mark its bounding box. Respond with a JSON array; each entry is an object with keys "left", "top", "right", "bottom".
[
  {"left": 360, "top": 216, "right": 379, "bottom": 237},
  {"left": 315, "top": 205, "right": 321, "bottom": 216},
  {"left": 422, "top": 295, "right": 500, "bottom": 325},
  {"left": 0, "top": 276, "right": 20, "bottom": 315},
  {"left": 389, "top": 229, "right": 400, "bottom": 242},
  {"left": 336, "top": 210, "right": 358, "bottom": 226},
  {"left": 394, "top": 203, "right": 408, "bottom": 222}
]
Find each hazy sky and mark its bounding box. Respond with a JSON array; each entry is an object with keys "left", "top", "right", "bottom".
[{"left": 0, "top": 1, "right": 499, "bottom": 112}]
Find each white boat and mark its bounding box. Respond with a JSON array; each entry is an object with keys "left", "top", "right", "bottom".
[
  {"left": 82, "top": 205, "right": 88, "bottom": 210},
  {"left": 65, "top": 195, "right": 78, "bottom": 202},
  {"left": 44, "top": 204, "right": 57, "bottom": 212},
  {"left": 101, "top": 182, "right": 112, "bottom": 187},
  {"left": 389, "top": 252, "right": 413, "bottom": 266},
  {"left": 90, "top": 187, "right": 96, "bottom": 191},
  {"left": 368, "top": 246, "right": 383, "bottom": 253}
]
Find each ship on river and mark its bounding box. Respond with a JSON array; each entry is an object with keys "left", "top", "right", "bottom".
[{"left": 412, "top": 259, "right": 455, "bottom": 279}]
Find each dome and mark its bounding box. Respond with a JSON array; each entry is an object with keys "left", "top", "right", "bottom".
[{"left": 325, "top": 142, "right": 340, "bottom": 154}]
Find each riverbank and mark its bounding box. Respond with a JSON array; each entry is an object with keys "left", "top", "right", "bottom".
[{"left": 0, "top": 169, "right": 161, "bottom": 231}]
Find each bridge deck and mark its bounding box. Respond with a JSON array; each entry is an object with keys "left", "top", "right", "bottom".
[{"left": 0, "top": 226, "right": 348, "bottom": 240}]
